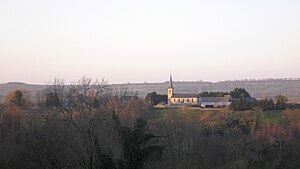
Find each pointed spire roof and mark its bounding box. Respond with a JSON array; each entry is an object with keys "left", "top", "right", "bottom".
[{"left": 169, "top": 74, "right": 173, "bottom": 88}]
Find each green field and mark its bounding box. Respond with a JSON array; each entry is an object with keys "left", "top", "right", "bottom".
[{"left": 145, "top": 107, "right": 300, "bottom": 128}]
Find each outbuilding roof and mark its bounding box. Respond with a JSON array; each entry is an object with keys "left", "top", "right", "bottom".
[{"left": 201, "top": 97, "right": 230, "bottom": 102}]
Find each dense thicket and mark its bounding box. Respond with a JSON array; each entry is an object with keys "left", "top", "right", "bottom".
[
  {"left": 199, "top": 88, "right": 251, "bottom": 98},
  {"left": 145, "top": 92, "right": 167, "bottom": 105},
  {"left": 229, "top": 88, "right": 251, "bottom": 99},
  {"left": 199, "top": 91, "right": 229, "bottom": 97}
]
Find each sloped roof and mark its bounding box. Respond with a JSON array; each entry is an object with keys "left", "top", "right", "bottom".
[
  {"left": 171, "top": 94, "right": 200, "bottom": 98},
  {"left": 201, "top": 97, "right": 230, "bottom": 102}
]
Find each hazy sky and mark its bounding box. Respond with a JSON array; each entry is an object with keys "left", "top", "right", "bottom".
[{"left": 0, "top": 0, "right": 299, "bottom": 84}]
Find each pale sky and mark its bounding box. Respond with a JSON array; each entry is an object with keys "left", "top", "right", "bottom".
[{"left": 0, "top": 0, "right": 299, "bottom": 84}]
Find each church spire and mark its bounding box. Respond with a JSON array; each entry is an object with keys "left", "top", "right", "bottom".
[
  {"left": 169, "top": 74, "right": 173, "bottom": 88},
  {"left": 168, "top": 74, "right": 174, "bottom": 104}
]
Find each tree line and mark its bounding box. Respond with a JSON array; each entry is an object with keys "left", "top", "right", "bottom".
[
  {"left": 229, "top": 88, "right": 288, "bottom": 111},
  {"left": 0, "top": 78, "right": 299, "bottom": 169},
  {"left": 0, "top": 77, "right": 163, "bottom": 169},
  {"left": 145, "top": 92, "right": 167, "bottom": 105}
]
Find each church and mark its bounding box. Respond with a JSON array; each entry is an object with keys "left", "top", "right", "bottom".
[{"left": 167, "top": 75, "right": 232, "bottom": 108}]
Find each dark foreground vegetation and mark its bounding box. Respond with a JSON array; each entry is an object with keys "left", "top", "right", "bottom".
[{"left": 1, "top": 77, "right": 300, "bottom": 169}]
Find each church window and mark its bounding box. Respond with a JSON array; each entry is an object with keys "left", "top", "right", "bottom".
[{"left": 187, "top": 99, "right": 189, "bottom": 102}]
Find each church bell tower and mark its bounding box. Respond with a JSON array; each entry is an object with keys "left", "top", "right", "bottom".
[{"left": 168, "top": 74, "right": 174, "bottom": 104}]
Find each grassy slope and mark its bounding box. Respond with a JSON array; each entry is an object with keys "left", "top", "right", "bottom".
[{"left": 145, "top": 108, "right": 300, "bottom": 127}]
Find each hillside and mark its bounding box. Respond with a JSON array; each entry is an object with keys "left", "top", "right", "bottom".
[
  {"left": 111, "top": 79, "right": 300, "bottom": 103},
  {"left": 0, "top": 82, "right": 46, "bottom": 100},
  {"left": 1, "top": 79, "right": 300, "bottom": 103}
]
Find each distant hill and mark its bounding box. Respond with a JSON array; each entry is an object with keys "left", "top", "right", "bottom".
[
  {"left": 1, "top": 79, "right": 300, "bottom": 103},
  {"left": 111, "top": 79, "right": 300, "bottom": 103},
  {"left": 0, "top": 82, "right": 46, "bottom": 100}
]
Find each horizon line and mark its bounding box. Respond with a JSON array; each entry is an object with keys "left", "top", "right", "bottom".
[{"left": 1, "top": 77, "right": 300, "bottom": 86}]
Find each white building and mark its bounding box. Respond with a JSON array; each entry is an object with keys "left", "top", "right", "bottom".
[{"left": 167, "top": 75, "right": 231, "bottom": 108}]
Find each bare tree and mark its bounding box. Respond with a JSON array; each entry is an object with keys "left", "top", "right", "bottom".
[
  {"left": 106, "top": 86, "right": 143, "bottom": 127},
  {"left": 44, "top": 77, "right": 115, "bottom": 169}
]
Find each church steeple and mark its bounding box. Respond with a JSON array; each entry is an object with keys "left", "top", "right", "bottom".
[
  {"left": 169, "top": 74, "right": 173, "bottom": 88},
  {"left": 168, "top": 74, "right": 174, "bottom": 104}
]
